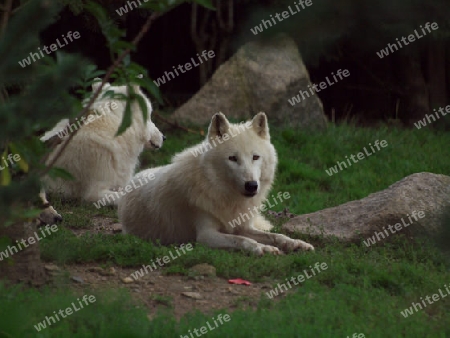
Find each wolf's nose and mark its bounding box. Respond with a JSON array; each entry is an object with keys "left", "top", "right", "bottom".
[
  {"left": 244, "top": 181, "right": 258, "bottom": 193},
  {"left": 54, "top": 214, "right": 63, "bottom": 223}
]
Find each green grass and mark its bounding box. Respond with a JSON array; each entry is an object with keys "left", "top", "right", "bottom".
[{"left": 2, "top": 122, "right": 450, "bottom": 337}]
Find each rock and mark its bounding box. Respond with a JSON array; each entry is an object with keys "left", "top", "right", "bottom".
[
  {"left": 44, "top": 264, "right": 60, "bottom": 272},
  {"left": 283, "top": 172, "right": 450, "bottom": 242},
  {"left": 172, "top": 34, "right": 327, "bottom": 130},
  {"left": 181, "top": 292, "right": 202, "bottom": 300},
  {"left": 99, "top": 267, "right": 116, "bottom": 276},
  {"left": 71, "top": 276, "right": 84, "bottom": 284},
  {"left": 189, "top": 263, "right": 216, "bottom": 277},
  {"left": 122, "top": 277, "right": 134, "bottom": 284},
  {"left": 111, "top": 224, "right": 122, "bottom": 233}
]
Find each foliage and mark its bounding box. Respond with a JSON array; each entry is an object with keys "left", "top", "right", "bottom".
[{"left": 0, "top": 0, "right": 213, "bottom": 224}]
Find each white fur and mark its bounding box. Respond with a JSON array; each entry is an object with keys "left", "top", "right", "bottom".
[
  {"left": 118, "top": 113, "right": 314, "bottom": 255},
  {"left": 42, "top": 80, "right": 164, "bottom": 205}
]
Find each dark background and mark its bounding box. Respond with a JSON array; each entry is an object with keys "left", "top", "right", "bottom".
[{"left": 42, "top": 0, "right": 450, "bottom": 126}]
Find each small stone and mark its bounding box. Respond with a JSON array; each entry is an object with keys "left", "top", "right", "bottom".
[
  {"left": 44, "top": 264, "right": 60, "bottom": 272},
  {"left": 181, "top": 292, "right": 202, "bottom": 299},
  {"left": 112, "top": 224, "right": 122, "bottom": 233},
  {"left": 122, "top": 277, "right": 134, "bottom": 284},
  {"left": 99, "top": 267, "right": 116, "bottom": 276},
  {"left": 71, "top": 276, "right": 84, "bottom": 284}
]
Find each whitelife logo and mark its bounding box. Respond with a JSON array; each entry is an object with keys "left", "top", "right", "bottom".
[
  {"left": 250, "top": 0, "right": 313, "bottom": 35},
  {"left": 180, "top": 313, "right": 231, "bottom": 338},
  {"left": 376, "top": 22, "right": 438, "bottom": 59},
  {"left": 189, "top": 121, "right": 252, "bottom": 158},
  {"left": 265, "top": 262, "right": 328, "bottom": 299},
  {"left": 93, "top": 170, "right": 156, "bottom": 208},
  {"left": 0, "top": 224, "right": 59, "bottom": 262},
  {"left": 18, "top": 31, "right": 80, "bottom": 68},
  {"left": 228, "top": 192, "right": 291, "bottom": 228},
  {"left": 0, "top": 153, "right": 22, "bottom": 172},
  {"left": 414, "top": 103, "right": 449, "bottom": 129},
  {"left": 288, "top": 69, "right": 350, "bottom": 106},
  {"left": 56, "top": 102, "right": 119, "bottom": 140},
  {"left": 34, "top": 294, "right": 96, "bottom": 332},
  {"left": 129, "top": 243, "right": 193, "bottom": 281},
  {"left": 400, "top": 284, "right": 450, "bottom": 318},
  {"left": 153, "top": 50, "right": 215, "bottom": 87},
  {"left": 325, "top": 140, "right": 388, "bottom": 176},
  {"left": 363, "top": 211, "right": 425, "bottom": 247}
]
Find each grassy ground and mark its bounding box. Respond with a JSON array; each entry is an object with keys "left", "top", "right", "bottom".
[{"left": 1, "top": 121, "right": 450, "bottom": 337}]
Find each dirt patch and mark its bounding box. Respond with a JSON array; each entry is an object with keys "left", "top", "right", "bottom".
[
  {"left": 56, "top": 263, "right": 276, "bottom": 320},
  {"left": 48, "top": 216, "right": 292, "bottom": 319}
]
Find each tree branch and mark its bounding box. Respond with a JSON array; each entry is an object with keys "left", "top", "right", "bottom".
[{"left": 0, "top": 0, "right": 12, "bottom": 37}]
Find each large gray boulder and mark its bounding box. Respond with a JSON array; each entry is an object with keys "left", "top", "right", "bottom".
[
  {"left": 172, "top": 34, "right": 327, "bottom": 129},
  {"left": 283, "top": 172, "right": 450, "bottom": 243}
]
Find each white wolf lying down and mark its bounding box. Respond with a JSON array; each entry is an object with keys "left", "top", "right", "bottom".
[
  {"left": 41, "top": 80, "right": 164, "bottom": 205},
  {"left": 118, "top": 112, "right": 314, "bottom": 255}
]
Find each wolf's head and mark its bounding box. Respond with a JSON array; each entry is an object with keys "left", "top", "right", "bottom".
[
  {"left": 203, "top": 112, "right": 277, "bottom": 198},
  {"left": 89, "top": 79, "right": 165, "bottom": 149}
]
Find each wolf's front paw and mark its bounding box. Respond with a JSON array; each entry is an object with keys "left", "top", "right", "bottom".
[
  {"left": 253, "top": 243, "right": 284, "bottom": 256},
  {"left": 281, "top": 239, "right": 314, "bottom": 252}
]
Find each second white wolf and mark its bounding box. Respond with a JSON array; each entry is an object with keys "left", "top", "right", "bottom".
[{"left": 41, "top": 80, "right": 164, "bottom": 205}]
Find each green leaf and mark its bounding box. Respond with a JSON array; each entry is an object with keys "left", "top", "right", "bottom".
[
  {"left": 8, "top": 143, "right": 28, "bottom": 173},
  {"left": 134, "top": 93, "right": 149, "bottom": 122},
  {"left": 89, "top": 70, "right": 106, "bottom": 78},
  {"left": 0, "top": 147, "right": 11, "bottom": 186},
  {"left": 21, "top": 208, "right": 42, "bottom": 219},
  {"left": 141, "top": 77, "right": 164, "bottom": 105},
  {"left": 101, "top": 90, "right": 116, "bottom": 100},
  {"left": 115, "top": 88, "right": 133, "bottom": 136},
  {"left": 0, "top": 166, "right": 11, "bottom": 186},
  {"left": 85, "top": 64, "right": 98, "bottom": 75},
  {"left": 48, "top": 167, "right": 75, "bottom": 181}
]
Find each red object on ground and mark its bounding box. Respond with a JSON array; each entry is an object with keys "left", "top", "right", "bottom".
[{"left": 228, "top": 278, "right": 252, "bottom": 285}]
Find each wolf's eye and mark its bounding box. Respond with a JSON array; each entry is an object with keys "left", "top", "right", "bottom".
[
  {"left": 253, "top": 155, "right": 260, "bottom": 160},
  {"left": 229, "top": 156, "right": 238, "bottom": 162}
]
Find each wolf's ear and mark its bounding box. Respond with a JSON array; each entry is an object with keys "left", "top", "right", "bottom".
[
  {"left": 208, "top": 112, "right": 230, "bottom": 139},
  {"left": 251, "top": 112, "right": 270, "bottom": 140},
  {"left": 132, "top": 74, "right": 143, "bottom": 92},
  {"left": 92, "top": 78, "right": 104, "bottom": 92},
  {"left": 92, "top": 79, "right": 112, "bottom": 93}
]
